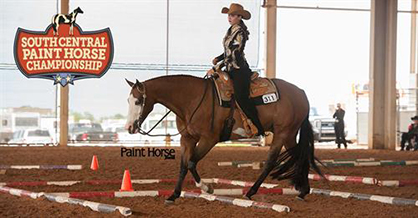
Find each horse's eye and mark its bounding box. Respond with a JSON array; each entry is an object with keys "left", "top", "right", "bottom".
[{"left": 135, "top": 99, "right": 143, "bottom": 105}]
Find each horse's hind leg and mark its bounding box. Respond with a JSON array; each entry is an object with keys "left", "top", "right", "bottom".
[
  {"left": 165, "top": 135, "right": 197, "bottom": 204},
  {"left": 188, "top": 138, "right": 216, "bottom": 193},
  {"left": 70, "top": 24, "right": 74, "bottom": 35},
  {"left": 287, "top": 139, "right": 310, "bottom": 201},
  {"left": 245, "top": 132, "right": 285, "bottom": 199},
  {"left": 296, "top": 171, "right": 310, "bottom": 201},
  {"left": 55, "top": 24, "right": 59, "bottom": 36},
  {"left": 52, "top": 24, "right": 57, "bottom": 36},
  {"left": 283, "top": 137, "right": 309, "bottom": 200}
]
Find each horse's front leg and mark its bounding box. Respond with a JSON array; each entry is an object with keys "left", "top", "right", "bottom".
[
  {"left": 55, "top": 24, "right": 59, "bottom": 36},
  {"left": 245, "top": 133, "right": 285, "bottom": 199},
  {"left": 188, "top": 138, "right": 217, "bottom": 194},
  {"left": 165, "top": 158, "right": 187, "bottom": 204},
  {"left": 165, "top": 135, "right": 197, "bottom": 204}
]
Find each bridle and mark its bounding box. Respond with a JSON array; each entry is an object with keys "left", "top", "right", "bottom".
[
  {"left": 136, "top": 83, "right": 147, "bottom": 122},
  {"left": 132, "top": 82, "right": 149, "bottom": 134},
  {"left": 132, "top": 76, "right": 210, "bottom": 137}
]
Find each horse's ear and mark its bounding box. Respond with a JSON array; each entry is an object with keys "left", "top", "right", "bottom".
[
  {"left": 135, "top": 79, "right": 145, "bottom": 93},
  {"left": 126, "top": 78, "right": 134, "bottom": 87}
]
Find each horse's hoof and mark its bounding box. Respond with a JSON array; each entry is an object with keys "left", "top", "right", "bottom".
[
  {"left": 206, "top": 184, "right": 214, "bottom": 194},
  {"left": 296, "top": 196, "right": 305, "bottom": 201},
  {"left": 164, "top": 199, "right": 175, "bottom": 205},
  {"left": 165, "top": 194, "right": 178, "bottom": 205},
  {"left": 245, "top": 188, "right": 256, "bottom": 200}
]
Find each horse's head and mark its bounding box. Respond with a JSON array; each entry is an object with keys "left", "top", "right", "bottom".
[
  {"left": 125, "top": 79, "right": 154, "bottom": 134},
  {"left": 74, "top": 7, "right": 84, "bottom": 14}
]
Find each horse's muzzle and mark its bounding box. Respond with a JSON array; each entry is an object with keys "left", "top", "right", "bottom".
[{"left": 128, "top": 119, "right": 143, "bottom": 134}]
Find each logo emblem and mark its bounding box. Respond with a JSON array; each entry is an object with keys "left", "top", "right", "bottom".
[{"left": 13, "top": 8, "right": 114, "bottom": 86}]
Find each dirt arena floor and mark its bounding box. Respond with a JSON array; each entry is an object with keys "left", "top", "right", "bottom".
[{"left": 0, "top": 146, "right": 417, "bottom": 217}]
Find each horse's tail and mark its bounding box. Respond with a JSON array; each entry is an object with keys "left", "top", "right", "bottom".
[{"left": 270, "top": 114, "right": 325, "bottom": 198}]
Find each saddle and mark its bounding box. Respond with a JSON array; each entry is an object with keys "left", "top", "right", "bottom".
[
  {"left": 212, "top": 71, "right": 280, "bottom": 139},
  {"left": 212, "top": 71, "right": 280, "bottom": 108}
]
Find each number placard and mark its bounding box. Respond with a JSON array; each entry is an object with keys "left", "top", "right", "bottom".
[{"left": 262, "top": 93, "right": 278, "bottom": 104}]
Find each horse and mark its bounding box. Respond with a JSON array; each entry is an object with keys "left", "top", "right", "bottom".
[
  {"left": 125, "top": 74, "right": 323, "bottom": 203},
  {"left": 51, "top": 7, "right": 84, "bottom": 36}
]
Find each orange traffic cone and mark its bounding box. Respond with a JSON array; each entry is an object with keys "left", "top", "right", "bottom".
[
  {"left": 90, "top": 155, "right": 99, "bottom": 170},
  {"left": 120, "top": 169, "right": 133, "bottom": 191}
]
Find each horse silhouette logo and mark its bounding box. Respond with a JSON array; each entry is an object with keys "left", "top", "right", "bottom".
[{"left": 51, "top": 7, "right": 84, "bottom": 36}]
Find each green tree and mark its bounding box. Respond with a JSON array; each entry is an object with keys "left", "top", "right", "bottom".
[
  {"left": 83, "top": 112, "right": 95, "bottom": 122},
  {"left": 113, "top": 114, "right": 125, "bottom": 119},
  {"left": 71, "top": 112, "right": 82, "bottom": 122}
]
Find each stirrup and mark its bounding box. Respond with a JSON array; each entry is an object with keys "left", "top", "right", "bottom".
[{"left": 246, "top": 119, "right": 259, "bottom": 136}]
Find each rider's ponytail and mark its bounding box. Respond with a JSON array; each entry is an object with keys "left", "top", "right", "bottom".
[{"left": 239, "top": 20, "right": 250, "bottom": 41}]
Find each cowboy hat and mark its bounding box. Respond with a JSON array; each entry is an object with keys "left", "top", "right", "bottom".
[
  {"left": 411, "top": 115, "right": 418, "bottom": 120},
  {"left": 221, "top": 3, "right": 251, "bottom": 20}
]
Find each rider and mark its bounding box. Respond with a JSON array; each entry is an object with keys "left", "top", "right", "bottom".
[
  {"left": 207, "top": 3, "right": 264, "bottom": 136},
  {"left": 400, "top": 116, "right": 418, "bottom": 151}
]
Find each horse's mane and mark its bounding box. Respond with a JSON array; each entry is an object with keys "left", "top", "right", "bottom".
[{"left": 144, "top": 74, "right": 205, "bottom": 83}]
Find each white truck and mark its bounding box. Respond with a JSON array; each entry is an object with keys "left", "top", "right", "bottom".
[{"left": 309, "top": 107, "right": 346, "bottom": 142}]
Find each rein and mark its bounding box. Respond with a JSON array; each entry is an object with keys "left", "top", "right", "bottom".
[{"left": 136, "top": 75, "right": 210, "bottom": 137}]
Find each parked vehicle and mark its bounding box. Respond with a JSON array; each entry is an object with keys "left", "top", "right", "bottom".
[
  {"left": 141, "top": 114, "right": 181, "bottom": 143},
  {"left": 309, "top": 107, "right": 336, "bottom": 142},
  {"left": 105, "top": 125, "right": 141, "bottom": 143},
  {"left": 310, "top": 118, "right": 337, "bottom": 142},
  {"left": 69, "top": 123, "right": 117, "bottom": 143},
  {"left": 0, "top": 111, "right": 41, "bottom": 143},
  {"left": 8, "top": 129, "right": 53, "bottom": 146}
]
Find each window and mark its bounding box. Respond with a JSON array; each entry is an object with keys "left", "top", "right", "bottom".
[
  {"left": 162, "top": 120, "right": 176, "bottom": 128},
  {"left": 149, "top": 120, "right": 164, "bottom": 129},
  {"left": 28, "top": 130, "right": 50, "bottom": 137},
  {"left": 12, "top": 131, "right": 22, "bottom": 139},
  {"left": 15, "top": 117, "right": 38, "bottom": 127},
  {"left": 70, "top": 123, "right": 103, "bottom": 132},
  {"left": 310, "top": 107, "right": 319, "bottom": 116},
  {"left": 115, "top": 127, "right": 126, "bottom": 133}
]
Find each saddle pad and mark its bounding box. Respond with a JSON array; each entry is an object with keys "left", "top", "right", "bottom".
[{"left": 212, "top": 71, "right": 280, "bottom": 108}]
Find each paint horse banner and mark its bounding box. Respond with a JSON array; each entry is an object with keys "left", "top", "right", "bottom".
[{"left": 14, "top": 9, "right": 113, "bottom": 86}]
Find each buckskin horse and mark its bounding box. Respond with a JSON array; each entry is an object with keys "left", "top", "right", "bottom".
[{"left": 124, "top": 74, "right": 323, "bottom": 203}]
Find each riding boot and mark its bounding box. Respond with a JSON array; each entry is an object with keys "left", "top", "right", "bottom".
[
  {"left": 238, "top": 106, "right": 264, "bottom": 136},
  {"left": 229, "top": 68, "right": 265, "bottom": 136},
  {"left": 255, "top": 123, "right": 265, "bottom": 136},
  {"left": 240, "top": 102, "right": 265, "bottom": 136}
]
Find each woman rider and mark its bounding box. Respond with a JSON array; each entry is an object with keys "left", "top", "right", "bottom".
[{"left": 207, "top": 3, "right": 264, "bottom": 136}]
